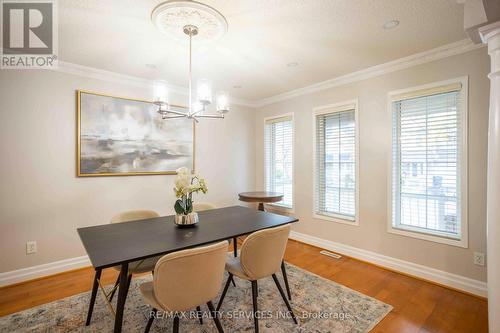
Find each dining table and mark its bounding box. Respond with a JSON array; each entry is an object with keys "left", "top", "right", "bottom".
[{"left": 77, "top": 205, "right": 298, "bottom": 333}]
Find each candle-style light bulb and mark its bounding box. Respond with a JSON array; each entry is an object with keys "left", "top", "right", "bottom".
[
  {"left": 197, "top": 79, "right": 212, "bottom": 105},
  {"left": 216, "top": 91, "right": 230, "bottom": 114},
  {"left": 153, "top": 81, "right": 170, "bottom": 117},
  {"left": 154, "top": 80, "right": 169, "bottom": 104}
]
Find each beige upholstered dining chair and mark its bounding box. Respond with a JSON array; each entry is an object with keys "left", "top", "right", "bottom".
[
  {"left": 110, "top": 210, "right": 160, "bottom": 223},
  {"left": 192, "top": 202, "right": 217, "bottom": 212},
  {"left": 140, "top": 241, "right": 228, "bottom": 333},
  {"left": 85, "top": 210, "right": 162, "bottom": 325},
  {"left": 107, "top": 210, "right": 161, "bottom": 302},
  {"left": 216, "top": 224, "right": 297, "bottom": 333}
]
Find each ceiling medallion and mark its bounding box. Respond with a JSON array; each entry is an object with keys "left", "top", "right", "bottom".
[
  {"left": 151, "top": 0, "right": 229, "bottom": 121},
  {"left": 151, "top": 0, "right": 228, "bottom": 42}
]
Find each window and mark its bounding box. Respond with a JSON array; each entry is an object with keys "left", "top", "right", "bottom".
[
  {"left": 314, "top": 102, "right": 358, "bottom": 224},
  {"left": 389, "top": 78, "right": 468, "bottom": 247},
  {"left": 264, "top": 114, "right": 293, "bottom": 208}
]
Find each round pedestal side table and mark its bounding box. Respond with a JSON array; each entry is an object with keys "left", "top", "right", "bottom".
[{"left": 238, "top": 191, "right": 284, "bottom": 211}]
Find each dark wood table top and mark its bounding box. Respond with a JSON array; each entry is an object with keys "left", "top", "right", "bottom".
[
  {"left": 238, "top": 191, "right": 284, "bottom": 203},
  {"left": 77, "top": 205, "right": 298, "bottom": 269}
]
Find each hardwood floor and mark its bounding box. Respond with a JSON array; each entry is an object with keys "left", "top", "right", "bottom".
[
  {"left": 0, "top": 240, "right": 488, "bottom": 332},
  {"left": 284, "top": 241, "right": 488, "bottom": 333}
]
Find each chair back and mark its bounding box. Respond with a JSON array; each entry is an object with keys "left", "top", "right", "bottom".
[
  {"left": 192, "top": 202, "right": 217, "bottom": 212},
  {"left": 153, "top": 241, "right": 228, "bottom": 312},
  {"left": 110, "top": 210, "right": 159, "bottom": 224},
  {"left": 240, "top": 224, "right": 291, "bottom": 280}
]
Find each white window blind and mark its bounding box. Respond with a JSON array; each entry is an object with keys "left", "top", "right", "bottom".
[
  {"left": 315, "top": 109, "right": 356, "bottom": 220},
  {"left": 391, "top": 84, "right": 464, "bottom": 239},
  {"left": 265, "top": 116, "right": 293, "bottom": 208}
]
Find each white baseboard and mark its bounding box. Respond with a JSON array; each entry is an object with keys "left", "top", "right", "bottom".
[
  {"left": 0, "top": 256, "right": 91, "bottom": 287},
  {"left": 1, "top": 233, "right": 488, "bottom": 298},
  {"left": 289, "top": 231, "right": 487, "bottom": 298}
]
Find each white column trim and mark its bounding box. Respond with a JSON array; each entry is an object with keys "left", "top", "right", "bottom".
[{"left": 478, "top": 20, "right": 500, "bottom": 333}]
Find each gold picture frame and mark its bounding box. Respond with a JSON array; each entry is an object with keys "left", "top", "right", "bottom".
[{"left": 76, "top": 90, "right": 195, "bottom": 177}]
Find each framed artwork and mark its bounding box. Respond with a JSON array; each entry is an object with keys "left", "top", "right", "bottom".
[{"left": 76, "top": 90, "right": 194, "bottom": 177}]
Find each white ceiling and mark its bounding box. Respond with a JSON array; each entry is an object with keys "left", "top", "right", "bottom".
[{"left": 58, "top": 0, "right": 466, "bottom": 101}]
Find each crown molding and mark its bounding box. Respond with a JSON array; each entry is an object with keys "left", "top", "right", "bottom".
[
  {"left": 51, "top": 61, "right": 185, "bottom": 94},
  {"left": 254, "top": 39, "right": 485, "bottom": 107},
  {"left": 478, "top": 21, "right": 500, "bottom": 43},
  {"left": 47, "top": 61, "right": 256, "bottom": 108},
  {"left": 47, "top": 39, "right": 484, "bottom": 109}
]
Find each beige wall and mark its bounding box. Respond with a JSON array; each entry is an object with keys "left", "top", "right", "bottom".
[
  {"left": 0, "top": 47, "right": 490, "bottom": 283},
  {"left": 0, "top": 69, "right": 255, "bottom": 272},
  {"left": 255, "top": 47, "right": 490, "bottom": 281}
]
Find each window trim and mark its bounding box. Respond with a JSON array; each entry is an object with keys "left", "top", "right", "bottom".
[
  {"left": 386, "top": 77, "right": 469, "bottom": 248},
  {"left": 263, "top": 112, "right": 295, "bottom": 212},
  {"left": 312, "top": 100, "right": 360, "bottom": 226}
]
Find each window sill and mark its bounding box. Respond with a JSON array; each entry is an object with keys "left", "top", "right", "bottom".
[
  {"left": 265, "top": 203, "right": 295, "bottom": 214},
  {"left": 388, "top": 225, "right": 468, "bottom": 248},
  {"left": 313, "top": 213, "right": 359, "bottom": 226}
]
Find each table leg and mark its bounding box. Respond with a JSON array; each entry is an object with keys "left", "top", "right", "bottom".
[
  {"left": 85, "top": 268, "right": 101, "bottom": 326},
  {"left": 114, "top": 263, "right": 129, "bottom": 333},
  {"left": 233, "top": 237, "right": 238, "bottom": 257},
  {"left": 258, "top": 202, "right": 265, "bottom": 211}
]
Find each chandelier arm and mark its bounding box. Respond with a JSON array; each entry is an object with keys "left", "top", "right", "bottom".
[
  {"left": 161, "top": 115, "right": 188, "bottom": 119},
  {"left": 162, "top": 109, "right": 188, "bottom": 116},
  {"left": 194, "top": 114, "right": 224, "bottom": 119}
]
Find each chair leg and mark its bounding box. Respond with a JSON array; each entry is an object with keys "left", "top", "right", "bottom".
[
  {"left": 144, "top": 308, "right": 156, "bottom": 333},
  {"left": 251, "top": 280, "right": 259, "bottom": 333},
  {"left": 173, "top": 314, "right": 180, "bottom": 333},
  {"left": 108, "top": 273, "right": 120, "bottom": 302},
  {"left": 85, "top": 268, "right": 102, "bottom": 326},
  {"left": 207, "top": 301, "right": 224, "bottom": 333},
  {"left": 216, "top": 273, "right": 233, "bottom": 311},
  {"left": 281, "top": 260, "right": 292, "bottom": 300},
  {"left": 196, "top": 306, "right": 203, "bottom": 325},
  {"left": 230, "top": 239, "right": 237, "bottom": 287},
  {"left": 271, "top": 274, "right": 298, "bottom": 324}
]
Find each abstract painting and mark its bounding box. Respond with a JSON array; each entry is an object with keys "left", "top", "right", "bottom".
[{"left": 77, "top": 90, "right": 194, "bottom": 176}]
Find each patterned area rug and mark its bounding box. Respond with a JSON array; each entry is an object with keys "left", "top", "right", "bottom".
[{"left": 0, "top": 264, "right": 392, "bottom": 332}]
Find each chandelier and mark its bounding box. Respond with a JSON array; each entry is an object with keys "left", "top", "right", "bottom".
[{"left": 151, "top": 1, "right": 230, "bottom": 121}]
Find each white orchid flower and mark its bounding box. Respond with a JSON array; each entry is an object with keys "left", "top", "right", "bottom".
[{"left": 176, "top": 167, "right": 189, "bottom": 176}]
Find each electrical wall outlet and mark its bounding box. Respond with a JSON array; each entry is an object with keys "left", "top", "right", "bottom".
[
  {"left": 26, "top": 241, "right": 37, "bottom": 255},
  {"left": 473, "top": 252, "right": 485, "bottom": 266}
]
